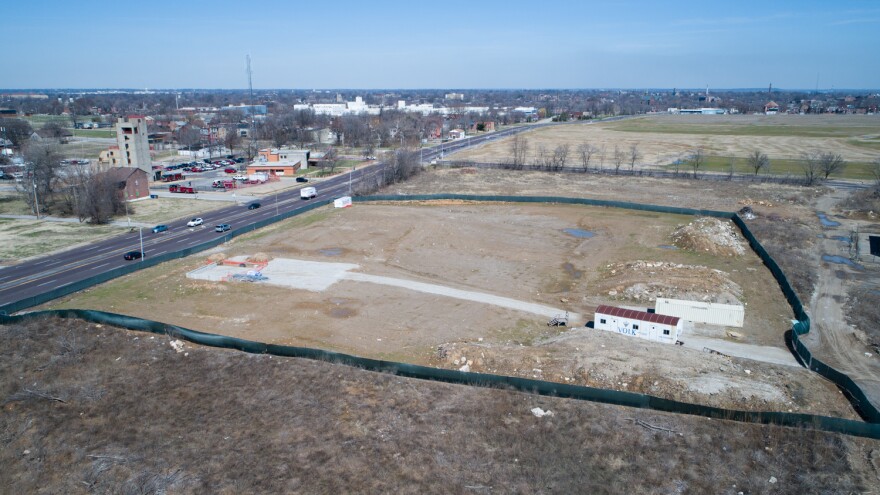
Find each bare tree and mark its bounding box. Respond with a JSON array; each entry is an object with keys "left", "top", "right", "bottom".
[
  {"left": 509, "top": 135, "right": 529, "bottom": 169},
  {"left": 628, "top": 143, "right": 641, "bottom": 173},
  {"left": 362, "top": 141, "right": 376, "bottom": 160},
  {"left": 725, "top": 157, "right": 736, "bottom": 180},
  {"left": 74, "top": 168, "right": 127, "bottom": 224},
  {"left": 801, "top": 151, "right": 823, "bottom": 186},
  {"left": 17, "top": 143, "right": 63, "bottom": 215},
  {"left": 871, "top": 156, "right": 880, "bottom": 186},
  {"left": 612, "top": 145, "right": 624, "bottom": 174},
  {"left": 577, "top": 142, "right": 596, "bottom": 172},
  {"left": 746, "top": 150, "right": 769, "bottom": 176},
  {"left": 689, "top": 148, "right": 705, "bottom": 179},
  {"left": 597, "top": 145, "right": 606, "bottom": 171},
  {"left": 818, "top": 151, "right": 846, "bottom": 180},
  {"left": 1, "top": 118, "right": 33, "bottom": 148},
  {"left": 323, "top": 147, "right": 339, "bottom": 175},
  {"left": 551, "top": 144, "right": 569, "bottom": 171},
  {"left": 535, "top": 144, "right": 550, "bottom": 169},
  {"left": 224, "top": 127, "right": 242, "bottom": 157}
]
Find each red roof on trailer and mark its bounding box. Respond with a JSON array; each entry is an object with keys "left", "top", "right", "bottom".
[{"left": 595, "top": 305, "right": 679, "bottom": 326}]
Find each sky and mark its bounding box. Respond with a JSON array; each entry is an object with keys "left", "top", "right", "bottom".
[{"left": 2, "top": 0, "right": 879, "bottom": 90}]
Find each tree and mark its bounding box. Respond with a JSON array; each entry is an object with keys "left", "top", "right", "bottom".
[
  {"left": 628, "top": 143, "right": 641, "bottom": 173},
  {"left": 177, "top": 125, "right": 201, "bottom": 149},
  {"left": 1, "top": 119, "right": 34, "bottom": 148},
  {"left": 323, "top": 147, "right": 339, "bottom": 175},
  {"left": 725, "top": 157, "right": 736, "bottom": 180},
  {"left": 689, "top": 148, "right": 705, "bottom": 179},
  {"left": 871, "top": 156, "right": 880, "bottom": 186},
  {"left": 509, "top": 134, "right": 529, "bottom": 169},
  {"left": 551, "top": 144, "right": 569, "bottom": 171},
  {"left": 818, "top": 152, "right": 846, "bottom": 179},
  {"left": 801, "top": 151, "right": 823, "bottom": 186},
  {"left": 612, "top": 145, "right": 624, "bottom": 174},
  {"left": 16, "top": 142, "right": 63, "bottom": 215},
  {"left": 362, "top": 141, "right": 376, "bottom": 161},
  {"left": 577, "top": 142, "right": 596, "bottom": 172},
  {"left": 68, "top": 167, "right": 127, "bottom": 224},
  {"left": 746, "top": 150, "right": 769, "bottom": 176},
  {"left": 224, "top": 127, "right": 242, "bottom": 157}
]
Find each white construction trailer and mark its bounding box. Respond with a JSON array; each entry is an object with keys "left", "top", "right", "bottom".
[
  {"left": 594, "top": 305, "right": 682, "bottom": 344},
  {"left": 655, "top": 298, "right": 744, "bottom": 328}
]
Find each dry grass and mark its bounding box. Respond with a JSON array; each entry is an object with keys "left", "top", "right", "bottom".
[
  {"left": 1, "top": 317, "right": 877, "bottom": 493},
  {"left": 0, "top": 218, "right": 119, "bottom": 262}
]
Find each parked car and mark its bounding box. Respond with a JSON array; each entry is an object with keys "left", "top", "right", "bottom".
[
  {"left": 247, "top": 202, "right": 261, "bottom": 210},
  {"left": 151, "top": 224, "right": 168, "bottom": 233},
  {"left": 186, "top": 218, "right": 203, "bottom": 227},
  {"left": 235, "top": 157, "right": 245, "bottom": 163},
  {"left": 215, "top": 224, "right": 231, "bottom": 232},
  {"left": 224, "top": 168, "right": 237, "bottom": 174},
  {"left": 295, "top": 176, "right": 309, "bottom": 183},
  {"left": 232, "top": 175, "right": 247, "bottom": 181},
  {"left": 123, "top": 250, "right": 143, "bottom": 260}
]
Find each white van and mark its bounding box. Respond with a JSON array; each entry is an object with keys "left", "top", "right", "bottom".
[{"left": 300, "top": 186, "right": 317, "bottom": 200}]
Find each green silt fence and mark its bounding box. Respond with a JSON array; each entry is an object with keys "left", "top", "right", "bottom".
[{"left": 2, "top": 194, "right": 878, "bottom": 428}]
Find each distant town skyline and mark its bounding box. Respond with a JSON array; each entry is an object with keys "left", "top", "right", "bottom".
[{"left": 3, "top": 0, "right": 879, "bottom": 90}]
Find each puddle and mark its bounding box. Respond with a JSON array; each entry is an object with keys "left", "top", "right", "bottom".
[
  {"left": 830, "top": 235, "right": 851, "bottom": 245},
  {"left": 562, "top": 262, "right": 583, "bottom": 279},
  {"left": 658, "top": 244, "right": 679, "bottom": 250},
  {"left": 817, "top": 212, "right": 840, "bottom": 227},
  {"left": 319, "top": 248, "right": 343, "bottom": 256},
  {"left": 822, "top": 255, "right": 863, "bottom": 270},
  {"left": 564, "top": 228, "right": 595, "bottom": 238}
]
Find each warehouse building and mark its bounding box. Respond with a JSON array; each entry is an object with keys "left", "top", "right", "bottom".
[
  {"left": 655, "top": 298, "right": 744, "bottom": 327},
  {"left": 594, "top": 305, "right": 682, "bottom": 344}
]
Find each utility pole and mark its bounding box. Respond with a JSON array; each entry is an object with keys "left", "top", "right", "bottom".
[{"left": 32, "top": 179, "right": 41, "bottom": 219}]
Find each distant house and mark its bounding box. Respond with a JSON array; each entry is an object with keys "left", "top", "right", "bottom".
[
  {"left": 764, "top": 101, "right": 779, "bottom": 115},
  {"left": 30, "top": 128, "right": 73, "bottom": 144},
  {"left": 102, "top": 167, "right": 149, "bottom": 201},
  {"left": 448, "top": 129, "right": 466, "bottom": 140}
]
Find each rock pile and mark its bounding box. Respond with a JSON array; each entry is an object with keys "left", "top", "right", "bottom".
[{"left": 672, "top": 217, "right": 746, "bottom": 256}]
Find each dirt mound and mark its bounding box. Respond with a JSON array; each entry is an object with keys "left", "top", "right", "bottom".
[
  {"left": 599, "top": 260, "right": 742, "bottom": 304},
  {"left": 207, "top": 253, "right": 227, "bottom": 262},
  {"left": 249, "top": 252, "right": 271, "bottom": 263},
  {"left": 672, "top": 217, "right": 746, "bottom": 256}
]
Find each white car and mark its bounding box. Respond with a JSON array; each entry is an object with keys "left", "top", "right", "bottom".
[
  {"left": 232, "top": 175, "right": 248, "bottom": 181},
  {"left": 187, "top": 217, "right": 203, "bottom": 227}
]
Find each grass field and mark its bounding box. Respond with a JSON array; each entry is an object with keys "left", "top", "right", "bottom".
[
  {"left": 450, "top": 114, "right": 880, "bottom": 179},
  {"left": 0, "top": 218, "right": 118, "bottom": 261},
  {"left": 607, "top": 114, "right": 880, "bottom": 138},
  {"left": 666, "top": 155, "right": 878, "bottom": 180},
  {"left": 72, "top": 129, "right": 115, "bottom": 139}
]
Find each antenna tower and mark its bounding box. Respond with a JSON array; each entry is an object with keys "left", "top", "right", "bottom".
[{"left": 246, "top": 54, "right": 256, "bottom": 158}]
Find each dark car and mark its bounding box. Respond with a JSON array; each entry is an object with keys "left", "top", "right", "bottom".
[
  {"left": 295, "top": 176, "right": 309, "bottom": 183},
  {"left": 235, "top": 157, "right": 245, "bottom": 163},
  {"left": 151, "top": 224, "right": 168, "bottom": 233},
  {"left": 215, "top": 224, "right": 231, "bottom": 232},
  {"left": 123, "top": 250, "right": 143, "bottom": 260},
  {"left": 247, "top": 202, "right": 261, "bottom": 210}
]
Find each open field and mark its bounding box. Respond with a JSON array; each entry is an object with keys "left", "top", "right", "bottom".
[
  {"left": 0, "top": 217, "right": 118, "bottom": 262},
  {"left": 124, "top": 196, "right": 219, "bottom": 225},
  {"left": 71, "top": 129, "right": 115, "bottom": 139},
  {"left": 2, "top": 317, "right": 876, "bottom": 493},
  {"left": 50, "top": 177, "right": 857, "bottom": 417},
  {"left": 450, "top": 114, "right": 880, "bottom": 177}
]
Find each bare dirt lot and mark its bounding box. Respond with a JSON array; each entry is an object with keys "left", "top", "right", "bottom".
[
  {"left": 51, "top": 169, "right": 856, "bottom": 418},
  {"left": 3, "top": 317, "right": 877, "bottom": 494},
  {"left": 450, "top": 114, "right": 880, "bottom": 170}
]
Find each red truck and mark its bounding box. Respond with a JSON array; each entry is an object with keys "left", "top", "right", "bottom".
[{"left": 168, "top": 184, "right": 195, "bottom": 194}]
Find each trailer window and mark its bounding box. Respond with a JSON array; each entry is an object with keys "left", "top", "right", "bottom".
[
  {"left": 663, "top": 329, "right": 670, "bottom": 335},
  {"left": 633, "top": 324, "right": 639, "bottom": 330},
  {"left": 599, "top": 319, "right": 606, "bottom": 324}
]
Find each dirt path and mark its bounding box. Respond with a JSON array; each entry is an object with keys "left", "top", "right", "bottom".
[{"left": 804, "top": 191, "right": 880, "bottom": 409}]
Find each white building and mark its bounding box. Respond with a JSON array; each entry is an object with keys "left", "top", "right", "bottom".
[
  {"left": 594, "top": 305, "right": 682, "bottom": 344},
  {"left": 655, "top": 298, "right": 744, "bottom": 328},
  {"left": 115, "top": 115, "right": 152, "bottom": 175}
]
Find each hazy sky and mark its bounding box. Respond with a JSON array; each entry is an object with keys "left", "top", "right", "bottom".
[{"left": 3, "top": 0, "right": 879, "bottom": 89}]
